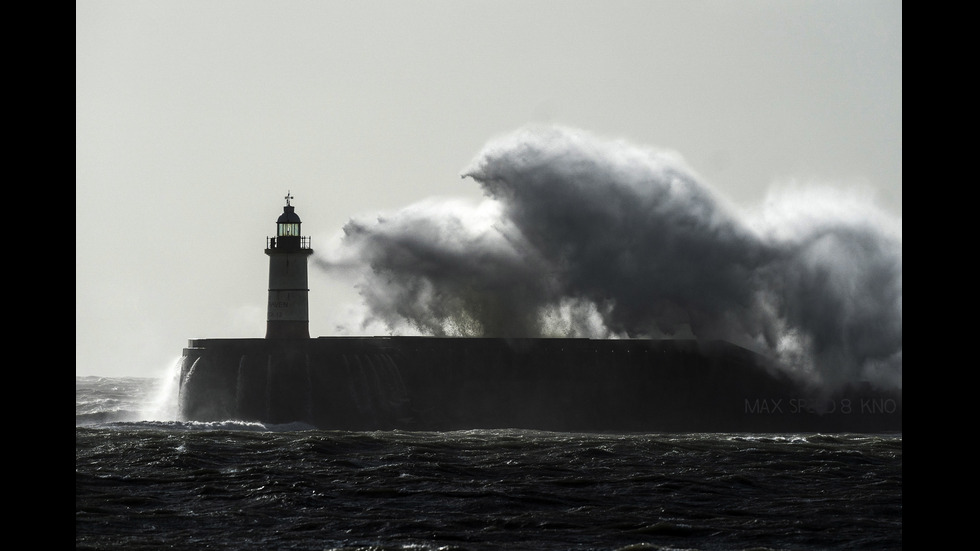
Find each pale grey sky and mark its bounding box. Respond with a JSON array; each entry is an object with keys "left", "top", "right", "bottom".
[{"left": 76, "top": 0, "right": 902, "bottom": 378}]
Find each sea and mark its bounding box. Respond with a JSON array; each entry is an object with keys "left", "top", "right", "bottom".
[{"left": 76, "top": 374, "right": 902, "bottom": 551}]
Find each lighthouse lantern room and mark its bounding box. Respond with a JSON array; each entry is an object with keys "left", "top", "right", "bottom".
[{"left": 264, "top": 191, "right": 313, "bottom": 339}]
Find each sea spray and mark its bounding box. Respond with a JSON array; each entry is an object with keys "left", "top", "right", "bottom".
[{"left": 139, "top": 357, "right": 182, "bottom": 421}]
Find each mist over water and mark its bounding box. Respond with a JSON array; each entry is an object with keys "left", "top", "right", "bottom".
[
  {"left": 317, "top": 125, "right": 901, "bottom": 392},
  {"left": 140, "top": 358, "right": 182, "bottom": 421}
]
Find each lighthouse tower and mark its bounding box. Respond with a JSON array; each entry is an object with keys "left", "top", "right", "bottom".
[{"left": 265, "top": 191, "right": 314, "bottom": 339}]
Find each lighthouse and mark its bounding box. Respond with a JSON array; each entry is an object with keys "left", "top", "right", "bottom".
[{"left": 265, "top": 191, "right": 314, "bottom": 339}]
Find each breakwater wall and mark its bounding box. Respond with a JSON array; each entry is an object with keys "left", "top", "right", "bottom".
[{"left": 178, "top": 337, "right": 902, "bottom": 432}]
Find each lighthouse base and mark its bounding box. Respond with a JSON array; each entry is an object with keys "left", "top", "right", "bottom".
[{"left": 265, "top": 321, "right": 310, "bottom": 339}]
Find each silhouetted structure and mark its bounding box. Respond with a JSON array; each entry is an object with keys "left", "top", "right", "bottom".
[
  {"left": 178, "top": 195, "right": 902, "bottom": 432},
  {"left": 264, "top": 191, "right": 313, "bottom": 339}
]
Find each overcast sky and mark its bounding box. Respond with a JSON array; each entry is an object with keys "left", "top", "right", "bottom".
[{"left": 76, "top": 0, "right": 902, "bottom": 379}]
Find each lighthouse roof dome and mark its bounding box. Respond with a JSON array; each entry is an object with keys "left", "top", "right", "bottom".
[{"left": 277, "top": 205, "right": 301, "bottom": 224}]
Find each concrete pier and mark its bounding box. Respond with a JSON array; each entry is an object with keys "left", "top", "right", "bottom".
[{"left": 178, "top": 336, "right": 902, "bottom": 432}]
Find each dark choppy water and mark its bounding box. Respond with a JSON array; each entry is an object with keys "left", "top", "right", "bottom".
[{"left": 76, "top": 376, "right": 902, "bottom": 550}]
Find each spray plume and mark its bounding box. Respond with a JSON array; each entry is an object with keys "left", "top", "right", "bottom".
[{"left": 317, "top": 125, "right": 902, "bottom": 391}]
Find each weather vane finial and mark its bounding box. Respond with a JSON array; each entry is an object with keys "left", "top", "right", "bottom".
[{"left": 285, "top": 190, "right": 294, "bottom": 206}]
